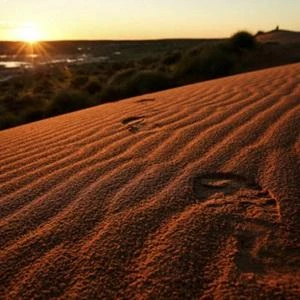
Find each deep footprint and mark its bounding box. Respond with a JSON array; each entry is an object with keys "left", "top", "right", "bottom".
[
  {"left": 121, "top": 116, "right": 145, "bottom": 133},
  {"left": 122, "top": 116, "right": 145, "bottom": 125},
  {"left": 192, "top": 172, "right": 260, "bottom": 200},
  {"left": 192, "top": 173, "right": 282, "bottom": 275},
  {"left": 191, "top": 172, "right": 280, "bottom": 220}
]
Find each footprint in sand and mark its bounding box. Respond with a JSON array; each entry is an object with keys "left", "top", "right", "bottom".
[
  {"left": 192, "top": 172, "right": 260, "bottom": 199},
  {"left": 191, "top": 172, "right": 280, "bottom": 220},
  {"left": 192, "top": 172, "right": 282, "bottom": 274},
  {"left": 121, "top": 116, "right": 145, "bottom": 133}
]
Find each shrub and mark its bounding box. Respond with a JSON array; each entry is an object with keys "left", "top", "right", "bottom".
[
  {"left": 162, "top": 51, "right": 182, "bottom": 65},
  {"left": 0, "top": 105, "right": 20, "bottom": 130},
  {"left": 100, "top": 86, "right": 120, "bottom": 102},
  {"left": 1, "top": 93, "right": 20, "bottom": 112},
  {"left": 108, "top": 69, "right": 137, "bottom": 86},
  {"left": 22, "top": 106, "right": 46, "bottom": 123},
  {"left": 4, "top": 93, "right": 44, "bottom": 112},
  {"left": 175, "top": 45, "right": 234, "bottom": 83},
  {"left": 85, "top": 79, "right": 102, "bottom": 95},
  {"left": 230, "top": 31, "right": 257, "bottom": 50},
  {"left": 33, "top": 78, "right": 54, "bottom": 94},
  {"left": 139, "top": 56, "right": 157, "bottom": 67},
  {"left": 100, "top": 68, "right": 137, "bottom": 101},
  {"left": 128, "top": 70, "right": 171, "bottom": 95},
  {"left": 47, "top": 89, "right": 92, "bottom": 116},
  {"left": 10, "top": 78, "right": 26, "bottom": 90},
  {"left": 101, "top": 70, "right": 171, "bottom": 101},
  {"left": 70, "top": 75, "right": 89, "bottom": 88}
]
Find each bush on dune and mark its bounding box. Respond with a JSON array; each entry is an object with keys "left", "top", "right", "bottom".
[
  {"left": 128, "top": 70, "right": 171, "bottom": 94},
  {"left": 70, "top": 75, "right": 89, "bottom": 88},
  {"left": 108, "top": 68, "right": 137, "bottom": 86},
  {"left": 229, "top": 31, "right": 257, "bottom": 51},
  {"left": 33, "top": 78, "right": 54, "bottom": 94},
  {"left": 22, "top": 106, "right": 47, "bottom": 123},
  {"left": 175, "top": 44, "right": 235, "bottom": 83},
  {"left": 99, "top": 68, "right": 138, "bottom": 101},
  {"left": 47, "top": 90, "right": 94, "bottom": 116},
  {"left": 174, "top": 31, "right": 257, "bottom": 85},
  {"left": 0, "top": 102, "right": 24, "bottom": 129},
  {"left": 101, "top": 69, "right": 171, "bottom": 101},
  {"left": 84, "top": 79, "right": 102, "bottom": 95},
  {"left": 161, "top": 51, "right": 182, "bottom": 66}
]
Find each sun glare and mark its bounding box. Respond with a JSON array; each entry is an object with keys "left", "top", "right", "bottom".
[{"left": 17, "top": 23, "right": 41, "bottom": 44}]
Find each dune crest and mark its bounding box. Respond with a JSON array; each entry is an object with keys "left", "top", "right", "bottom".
[{"left": 1, "top": 63, "right": 300, "bottom": 299}]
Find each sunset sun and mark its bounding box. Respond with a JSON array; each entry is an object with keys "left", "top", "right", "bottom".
[{"left": 17, "top": 23, "right": 41, "bottom": 43}]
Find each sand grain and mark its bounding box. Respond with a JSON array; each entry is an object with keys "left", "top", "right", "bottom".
[{"left": 1, "top": 63, "right": 300, "bottom": 299}]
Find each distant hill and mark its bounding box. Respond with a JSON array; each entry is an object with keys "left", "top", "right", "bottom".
[{"left": 256, "top": 29, "right": 300, "bottom": 45}]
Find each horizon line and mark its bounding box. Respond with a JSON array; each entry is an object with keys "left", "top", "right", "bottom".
[{"left": 0, "top": 28, "right": 299, "bottom": 44}]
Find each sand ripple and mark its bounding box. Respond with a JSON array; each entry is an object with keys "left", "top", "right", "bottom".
[{"left": 1, "top": 64, "right": 300, "bottom": 299}]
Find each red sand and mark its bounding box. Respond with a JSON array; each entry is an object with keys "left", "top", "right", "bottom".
[{"left": 0, "top": 63, "right": 300, "bottom": 299}]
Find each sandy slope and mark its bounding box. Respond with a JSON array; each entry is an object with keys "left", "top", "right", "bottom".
[{"left": 0, "top": 63, "right": 300, "bottom": 299}]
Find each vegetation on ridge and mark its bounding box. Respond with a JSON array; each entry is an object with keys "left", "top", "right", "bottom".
[{"left": 0, "top": 30, "right": 299, "bottom": 130}]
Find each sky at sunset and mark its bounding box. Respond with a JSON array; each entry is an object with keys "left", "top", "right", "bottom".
[{"left": 0, "top": 0, "right": 299, "bottom": 41}]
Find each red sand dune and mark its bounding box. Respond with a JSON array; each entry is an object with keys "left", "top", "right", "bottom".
[{"left": 0, "top": 63, "right": 300, "bottom": 299}]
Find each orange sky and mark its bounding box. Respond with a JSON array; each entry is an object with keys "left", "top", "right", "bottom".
[{"left": 0, "top": 0, "right": 299, "bottom": 41}]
